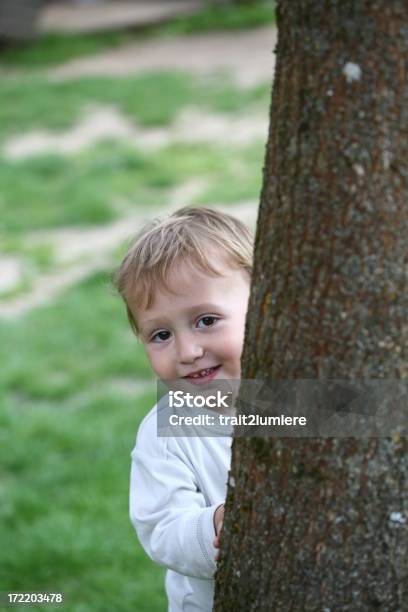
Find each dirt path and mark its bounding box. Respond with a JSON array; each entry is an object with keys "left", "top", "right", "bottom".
[
  {"left": 49, "top": 26, "right": 277, "bottom": 87},
  {"left": 39, "top": 0, "right": 203, "bottom": 35},
  {"left": 3, "top": 106, "right": 268, "bottom": 159}
]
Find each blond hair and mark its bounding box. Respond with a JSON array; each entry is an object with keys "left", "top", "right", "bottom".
[{"left": 112, "top": 206, "right": 253, "bottom": 335}]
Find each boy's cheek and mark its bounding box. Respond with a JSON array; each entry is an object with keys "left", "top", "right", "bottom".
[
  {"left": 146, "top": 347, "right": 174, "bottom": 380},
  {"left": 214, "top": 331, "right": 238, "bottom": 354},
  {"left": 143, "top": 345, "right": 161, "bottom": 375}
]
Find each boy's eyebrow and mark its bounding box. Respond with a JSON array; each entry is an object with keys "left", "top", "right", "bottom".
[{"left": 140, "top": 303, "right": 223, "bottom": 334}]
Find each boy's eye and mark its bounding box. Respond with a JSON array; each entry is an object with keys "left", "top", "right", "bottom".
[
  {"left": 151, "top": 330, "right": 171, "bottom": 343},
  {"left": 197, "top": 316, "right": 218, "bottom": 328}
]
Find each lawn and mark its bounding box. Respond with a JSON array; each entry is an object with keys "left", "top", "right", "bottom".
[
  {"left": 0, "top": 72, "right": 269, "bottom": 141},
  {"left": 0, "top": 139, "right": 265, "bottom": 235},
  {"left": 0, "top": 3, "right": 272, "bottom": 608},
  {"left": 0, "top": 273, "right": 166, "bottom": 611}
]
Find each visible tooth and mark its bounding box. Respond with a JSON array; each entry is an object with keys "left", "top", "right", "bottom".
[{"left": 190, "top": 367, "right": 213, "bottom": 378}]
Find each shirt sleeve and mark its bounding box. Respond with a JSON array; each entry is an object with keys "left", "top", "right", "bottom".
[{"left": 129, "top": 429, "right": 221, "bottom": 580}]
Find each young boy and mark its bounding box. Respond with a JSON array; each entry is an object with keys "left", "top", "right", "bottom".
[{"left": 113, "top": 207, "right": 253, "bottom": 611}]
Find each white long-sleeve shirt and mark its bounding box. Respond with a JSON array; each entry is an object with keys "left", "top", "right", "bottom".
[{"left": 129, "top": 402, "right": 232, "bottom": 611}]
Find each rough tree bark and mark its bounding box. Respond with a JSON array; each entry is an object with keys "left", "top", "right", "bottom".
[{"left": 214, "top": 1, "right": 408, "bottom": 611}]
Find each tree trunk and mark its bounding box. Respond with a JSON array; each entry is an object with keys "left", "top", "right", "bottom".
[
  {"left": 214, "top": 1, "right": 408, "bottom": 610},
  {"left": 0, "top": 0, "right": 42, "bottom": 42}
]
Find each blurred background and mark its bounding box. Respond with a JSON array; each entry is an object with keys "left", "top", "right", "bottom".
[{"left": 0, "top": 1, "right": 275, "bottom": 609}]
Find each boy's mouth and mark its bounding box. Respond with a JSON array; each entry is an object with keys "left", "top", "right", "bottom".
[{"left": 183, "top": 365, "right": 221, "bottom": 382}]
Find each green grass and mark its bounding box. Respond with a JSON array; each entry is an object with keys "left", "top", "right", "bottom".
[
  {"left": 0, "top": 30, "right": 138, "bottom": 69},
  {"left": 0, "top": 274, "right": 169, "bottom": 610},
  {"left": 0, "top": 73, "right": 269, "bottom": 142},
  {"left": 0, "top": 139, "right": 265, "bottom": 235},
  {"left": 0, "top": 72, "right": 196, "bottom": 140},
  {"left": 0, "top": 241, "right": 53, "bottom": 299},
  {"left": 0, "top": 12, "right": 269, "bottom": 606},
  {"left": 0, "top": 272, "right": 152, "bottom": 401},
  {"left": 1, "top": 239, "right": 55, "bottom": 270},
  {"left": 157, "top": 0, "right": 275, "bottom": 35},
  {"left": 196, "top": 141, "right": 265, "bottom": 205},
  {"left": 0, "top": 148, "right": 151, "bottom": 233},
  {"left": 0, "top": 1, "right": 275, "bottom": 69},
  {"left": 0, "top": 53, "right": 268, "bottom": 238},
  {"left": 0, "top": 271, "right": 166, "bottom": 610},
  {"left": 0, "top": 390, "right": 166, "bottom": 612}
]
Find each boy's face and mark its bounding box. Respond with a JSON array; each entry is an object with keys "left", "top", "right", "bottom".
[{"left": 132, "top": 262, "right": 250, "bottom": 382}]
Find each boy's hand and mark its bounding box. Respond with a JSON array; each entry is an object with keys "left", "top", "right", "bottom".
[{"left": 213, "top": 503, "right": 225, "bottom": 562}]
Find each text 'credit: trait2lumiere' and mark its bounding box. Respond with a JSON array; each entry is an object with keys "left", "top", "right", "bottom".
[{"left": 168, "top": 390, "right": 307, "bottom": 427}]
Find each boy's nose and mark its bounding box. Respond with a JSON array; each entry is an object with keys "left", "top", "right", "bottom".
[{"left": 176, "top": 334, "right": 204, "bottom": 364}]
